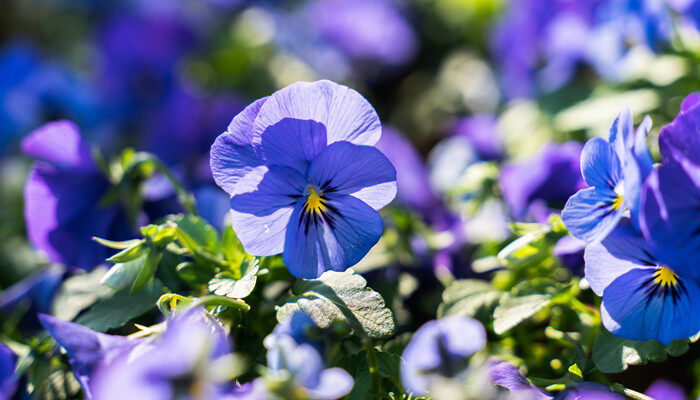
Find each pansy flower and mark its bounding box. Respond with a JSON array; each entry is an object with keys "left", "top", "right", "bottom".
[
  {"left": 210, "top": 80, "right": 397, "bottom": 278},
  {"left": 490, "top": 362, "right": 625, "bottom": 400},
  {"left": 262, "top": 314, "right": 353, "bottom": 400},
  {"left": 39, "top": 314, "right": 141, "bottom": 398},
  {"left": 562, "top": 104, "right": 652, "bottom": 242},
  {"left": 23, "top": 121, "right": 132, "bottom": 270},
  {"left": 584, "top": 220, "right": 700, "bottom": 344},
  {"left": 401, "top": 316, "right": 486, "bottom": 396},
  {"left": 645, "top": 379, "right": 687, "bottom": 400},
  {"left": 91, "top": 308, "right": 235, "bottom": 400}
]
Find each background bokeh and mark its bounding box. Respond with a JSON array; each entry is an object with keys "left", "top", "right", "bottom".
[{"left": 1, "top": 0, "right": 699, "bottom": 398}]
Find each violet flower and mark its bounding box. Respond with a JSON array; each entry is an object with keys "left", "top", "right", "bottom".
[
  {"left": 23, "top": 121, "right": 132, "bottom": 270},
  {"left": 210, "top": 80, "right": 397, "bottom": 278}
]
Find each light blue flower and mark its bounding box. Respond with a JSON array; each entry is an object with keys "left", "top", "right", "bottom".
[
  {"left": 210, "top": 80, "right": 397, "bottom": 278},
  {"left": 562, "top": 104, "right": 652, "bottom": 242}
]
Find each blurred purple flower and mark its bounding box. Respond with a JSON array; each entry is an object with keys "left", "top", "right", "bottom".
[
  {"left": 490, "top": 362, "right": 625, "bottom": 400},
  {"left": 499, "top": 142, "right": 585, "bottom": 222},
  {"left": 92, "top": 308, "right": 234, "bottom": 400},
  {"left": 0, "top": 265, "right": 64, "bottom": 328},
  {"left": 553, "top": 235, "right": 586, "bottom": 274},
  {"left": 264, "top": 319, "right": 353, "bottom": 400},
  {"left": 210, "top": 80, "right": 396, "bottom": 278},
  {"left": 401, "top": 316, "right": 486, "bottom": 396},
  {"left": 451, "top": 114, "right": 504, "bottom": 161},
  {"left": 645, "top": 379, "right": 687, "bottom": 400},
  {"left": 96, "top": 11, "right": 197, "bottom": 123},
  {"left": 0, "top": 345, "right": 17, "bottom": 400},
  {"left": 308, "top": 0, "right": 417, "bottom": 67},
  {"left": 39, "top": 314, "right": 141, "bottom": 398},
  {"left": 23, "top": 121, "right": 132, "bottom": 270},
  {"left": 0, "top": 42, "right": 103, "bottom": 150}
]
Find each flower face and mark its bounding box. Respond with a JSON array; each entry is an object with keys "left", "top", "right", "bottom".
[
  {"left": 561, "top": 105, "right": 652, "bottom": 242},
  {"left": 210, "top": 80, "right": 397, "bottom": 278},
  {"left": 401, "top": 316, "right": 486, "bottom": 396},
  {"left": 584, "top": 221, "right": 700, "bottom": 344}
]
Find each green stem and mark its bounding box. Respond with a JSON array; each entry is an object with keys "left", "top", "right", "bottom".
[
  {"left": 611, "top": 384, "right": 655, "bottom": 400},
  {"left": 150, "top": 157, "right": 198, "bottom": 215},
  {"left": 364, "top": 340, "right": 382, "bottom": 398},
  {"left": 193, "top": 295, "right": 251, "bottom": 312}
]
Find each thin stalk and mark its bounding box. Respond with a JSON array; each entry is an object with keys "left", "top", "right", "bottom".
[{"left": 364, "top": 340, "right": 382, "bottom": 398}]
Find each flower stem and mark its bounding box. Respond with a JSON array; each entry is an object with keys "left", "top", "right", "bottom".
[
  {"left": 364, "top": 339, "right": 382, "bottom": 398},
  {"left": 149, "top": 156, "right": 198, "bottom": 216}
]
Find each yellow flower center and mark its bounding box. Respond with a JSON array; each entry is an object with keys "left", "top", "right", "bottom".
[
  {"left": 304, "top": 187, "right": 325, "bottom": 214},
  {"left": 654, "top": 266, "right": 678, "bottom": 287},
  {"left": 612, "top": 183, "right": 624, "bottom": 210}
]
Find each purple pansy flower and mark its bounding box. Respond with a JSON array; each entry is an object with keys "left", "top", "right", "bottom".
[
  {"left": 401, "top": 316, "right": 486, "bottom": 396},
  {"left": 0, "top": 345, "right": 17, "bottom": 400},
  {"left": 490, "top": 362, "right": 625, "bottom": 400},
  {"left": 39, "top": 314, "right": 141, "bottom": 398},
  {"left": 553, "top": 235, "right": 586, "bottom": 274},
  {"left": 499, "top": 142, "right": 585, "bottom": 222},
  {"left": 23, "top": 121, "right": 132, "bottom": 270},
  {"left": 92, "top": 308, "right": 234, "bottom": 400},
  {"left": 645, "top": 379, "right": 687, "bottom": 400},
  {"left": 0, "top": 265, "right": 64, "bottom": 328},
  {"left": 263, "top": 317, "right": 353, "bottom": 400},
  {"left": 562, "top": 104, "right": 653, "bottom": 242},
  {"left": 584, "top": 219, "right": 700, "bottom": 344},
  {"left": 210, "top": 80, "right": 397, "bottom": 278}
]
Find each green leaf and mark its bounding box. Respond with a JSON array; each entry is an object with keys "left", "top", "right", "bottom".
[
  {"left": 106, "top": 242, "right": 147, "bottom": 263},
  {"left": 175, "top": 215, "right": 219, "bottom": 254},
  {"left": 493, "top": 279, "right": 565, "bottom": 334},
  {"left": 276, "top": 270, "right": 395, "bottom": 339},
  {"left": 76, "top": 280, "right": 164, "bottom": 332},
  {"left": 92, "top": 237, "right": 143, "bottom": 250},
  {"left": 51, "top": 267, "right": 113, "bottom": 321},
  {"left": 335, "top": 350, "right": 403, "bottom": 396},
  {"left": 32, "top": 368, "right": 82, "bottom": 400},
  {"left": 131, "top": 249, "right": 162, "bottom": 295},
  {"left": 208, "top": 258, "right": 259, "bottom": 299},
  {"left": 437, "top": 279, "right": 504, "bottom": 320},
  {"left": 222, "top": 227, "right": 245, "bottom": 264},
  {"left": 101, "top": 256, "right": 146, "bottom": 291},
  {"left": 591, "top": 329, "right": 693, "bottom": 373}
]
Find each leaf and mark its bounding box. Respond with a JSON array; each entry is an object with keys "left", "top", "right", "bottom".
[
  {"left": 33, "top": 368, "right": 82, "bottom": 400},
  {"left": 51, "top": 267, "right": 112, "bottom": 321},
  {"left": 131, "top": 250, "right": 162, "bottom": 295},
  {"left": 92, "top": 237, "right": 143, "bottom": 250},
  {"left": 592, "top": 329, "right": 693, "bottom": 373},
  {"left": 208, "top": 259, "right": 259, "bottom": 299},
  {"left": 335, "top": 352, "right": 371, "bottom": 400},
  {"left": 77, "top": 280, "right": 164, "bottom": 332},
  {"left": 222, "top": 227, "right": 245, "bottom": 264},
  {"left": 437, "top": 279, "right": 504, "bottom": 320},
  {"left": 493, "top": 279, "right": 565, "bottom": 334},
  {"left": 101, "top": 256, "right": 146, "bottom": 291},
  {"left": 276, "top": 270, "right": 395, "bottom": 339},
  {"left": 175, "top": 215, "right": 219, "bottom": 254},
  {"left": 106, "top": 242, "right": 147, "bottom": 263}
]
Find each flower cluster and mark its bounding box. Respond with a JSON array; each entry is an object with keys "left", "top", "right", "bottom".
[{"left": 563, "top": 93, "right": 700, "bottom": 344}]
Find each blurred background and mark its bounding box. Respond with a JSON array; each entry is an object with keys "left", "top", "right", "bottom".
[{"left": 0, "top": 0, "right": 699, "bottom": 397}]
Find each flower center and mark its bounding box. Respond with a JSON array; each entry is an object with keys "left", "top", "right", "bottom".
[
  {"left": 654, "top": 266, "right": 678, "bottom": 287},
  {"left": 612, "top": 183, "right": 624, "bottom": 210},
  {"left": 304, "top": 187, "right": 326, "bottom": 215}
]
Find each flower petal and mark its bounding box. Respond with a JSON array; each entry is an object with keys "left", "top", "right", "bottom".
[
  {"left": 580, "top": 137, "right": 621, "bottom": 189},
  {"left": 252, "top": 80, "right": 381, "bottom": 147},
  {"left": 210, "top": 97, "right": 267, "bottom": 196},
  {"left": 307, "top": 368, "right": 354, "bottom": 400},
  {"left": 308, "top": 141, "right": 396, "bottom": 209},
  {"left": 608, "top": 103, "right": 634, "bottom": 161},
  {"left": 584, "top": 221, "right": 656, "bottom": 296},
  {"left": 658, "top": 97, "right": 700, "bottom": 185},
  {"left": 489, "top": 362, "right": 552, "bottom": 400},
  {"left": 640, "top": 162, "right": 700, "bottom": 279},
  {"left": 257, "top": 117, "right": 328, "bottom": 174},
  {"left": 645, "top": 379, "right": 687, "bottom": 400},
  {"left": 282, "top": 195, "right": 383, "bottom": 278},
  {"left": 600, "top": 268, "right": 700, "bottom": 344},
  {"left": 561, "top": 186, "right": 623, "bottom": 243},
  {"left": 229, "top": 165, "right": 306, "bottom": 256},
  {"left": 21, "top": 120, "right": 95, "bottom": 169}
]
